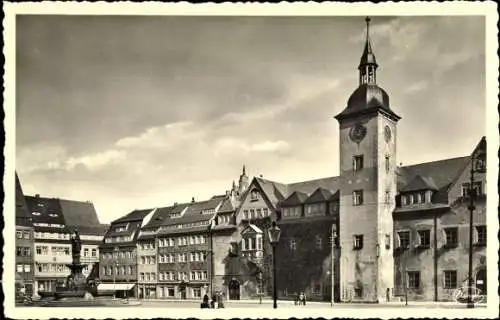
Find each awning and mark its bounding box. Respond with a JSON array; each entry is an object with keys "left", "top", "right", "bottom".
[{"left": 97, "top": 283, "right": 136, "bottom": 291}]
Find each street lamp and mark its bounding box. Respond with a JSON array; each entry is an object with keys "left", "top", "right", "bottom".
[
  {"left": 257, "top": 269, "right": 263, "bottom": 304},
  {"left": 267, "top": 221, "right": 281, "bottom": 309},
  {"left": 467, "top": 138, "right": 486, "bottom": 309},
  {"left": 113, "top": 247, "right": 119, "bottom": 299},
  {"left": 208, "top": 219, "right": 216, "bottom": 298},
  {"left": 330, "top": 226, "right": 337, "bottom": 306}
]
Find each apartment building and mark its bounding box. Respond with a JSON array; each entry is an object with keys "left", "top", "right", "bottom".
[
  {"left": 15, "top": 173, "right": 35, "bottom": 297},
  {"left": 99, "top": 208, "right": 156, "bottom": 298}
]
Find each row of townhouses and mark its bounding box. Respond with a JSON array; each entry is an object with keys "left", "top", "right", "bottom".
[{"left": 14, "top": 172, "right": 109, "bottom": 298}]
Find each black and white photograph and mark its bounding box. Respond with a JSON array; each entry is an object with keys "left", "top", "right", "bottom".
[{"left": 3, "top": 2, "right": 498, "bottom": 319}]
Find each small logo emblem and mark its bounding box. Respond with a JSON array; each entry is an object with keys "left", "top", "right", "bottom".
[{"left": 452, "top": 285, "right": 486, "bottom": 305}]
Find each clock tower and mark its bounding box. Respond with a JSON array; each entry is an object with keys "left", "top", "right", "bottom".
[{"left": 334, "top": 17, "right": 401, "bottom": 303}]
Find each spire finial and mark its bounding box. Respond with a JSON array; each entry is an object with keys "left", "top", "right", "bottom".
[
  {"left": 365, "top": 17, "right": 371, "bottom": 41},
  {"left": 242, "top": 164, "right": 246, "bottom": 175}
]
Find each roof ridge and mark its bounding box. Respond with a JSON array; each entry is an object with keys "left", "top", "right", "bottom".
[{"left": 401, "top": 155, "right": 469, "bottom": 169}]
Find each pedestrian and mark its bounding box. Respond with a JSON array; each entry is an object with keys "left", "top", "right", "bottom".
[
  {"left": 302, "top": 291, "right": 307, "bottom": 306},
  {"left": 201, "top": 293, "right": 209, "bottom": 309},
  {"left": 210, "top": 294, "right": 217, "bottom": 308},
  {"left": 299, "top": 291, "right": 305, "bottom": 306},
  {"left": 386, "top": 288, "right": 390, "bottom": 302}
]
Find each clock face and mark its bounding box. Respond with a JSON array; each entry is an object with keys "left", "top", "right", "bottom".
[
  {"left": 349, "top": 123, "right": 367, "bottom": 143},
  {"left": 384, "top": 125, "right": 392, "bottom": 142}
]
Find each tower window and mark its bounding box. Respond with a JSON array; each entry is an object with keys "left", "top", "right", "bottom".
[
  {"left": 353, "top": 235, "right": 364, "bottom": 250},
  {"left": 385, "top": 155, "right": 390, "bottom": 173},
  {"left": 353, "top": 190, "right": 364, "bottom": 206},
  {"left": 385, "top": 191, "right": 391, "bottom": 204},
  {"left": 353, "top": 155, "right": 364, "bottom": 171}
]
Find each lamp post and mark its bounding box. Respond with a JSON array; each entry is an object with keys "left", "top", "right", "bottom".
[
  {"left": 268, "top": 221, "right": 281, "bottom": 309},
  {"left": 404, "top": 248, "right": 408, "bottom": 306},
  {"left": 113, "top": 247, "right": 118, "bottom": 299},
  {"left": 208, "top": 219, "right": 216, "bottom": 298},
  {"left": 467, "top": 138, "right": 486, "bottom": 309},
  {"left": 330, "top": 226, "right": 337, "bottom": 306},
  {"left": 258, "top": 269, "right": 263, "bottom": 304}
]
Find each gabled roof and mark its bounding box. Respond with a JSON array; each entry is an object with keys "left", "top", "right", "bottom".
[
  {"left": 142, "top": 206, "right": 173, "bottom": 229},
  {"left": 68, "top": 224, "right": 109, "bottom": 236},
  {"left": 58, "top": 198, "right": 100, "bottom": 227},
  {"left": 400, "top": 174, "right": 439, "bottom": 193},
  {"left": 254, "top": 177, "right": 287, "bottom": 206},
  {"left": 183, "top": 198, "right": 222, "bottom": 216},
  {"left": 241, "top": 223, "right": 263, "bottom": 235},
  {"left": 159, "top": 197, "right": 221, "bottom": 227},
  {"left": 281, "top": 191, "right": 309, "bottom": 207},
  {"left": 305, "top": 188, "right": 333, "bottom": 204},
  {"left": 15, "top": 173, "right": 33, "bottom": 227},
  {"left": 287, "top": 176, "right": 340, "bottom": 196},
  {"left": 112, "top": 208, "right": 154, "bottom": 224},
  {"left": 398, "top": 156, "right": 469, "bottom": 192},
  {"left": 218, "top": 197, "right": 236, "bottom": 213}
]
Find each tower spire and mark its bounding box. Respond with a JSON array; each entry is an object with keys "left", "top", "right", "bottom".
[
  {"left": 242, "top": 164, "right": 246, "bottom": 176},
  {"left": 359, "top": 16, "right": 378, "bottom": 85}
]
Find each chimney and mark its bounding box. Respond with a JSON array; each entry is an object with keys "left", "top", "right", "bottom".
[
  {"left": 35, "top": 194, "right": 40, "bottom": 198},
  {"left": 259, "top": 174, "right": 263, "bottom": 178},
  {"left": 174, "top": 202, "right": 178, "bottom": 206},
  {"left": 191, "top": 197, "right": 195, "bottom": 203}
]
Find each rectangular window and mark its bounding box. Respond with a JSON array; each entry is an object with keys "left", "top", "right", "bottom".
[
  {"left": 353, "top": 190, "right": 363, "bottom": 206},
  {"left": 444, "top": 270, "right": 457, "bottom": 289},
  {"left": 353, "top": 235, "right": 364, "bottom": 250},
  {"left": 385, "top": 234, "right": 391, "bottom": 249},
  {"left": 417, "top": 230, "right": 430, "bottom": 248},
  {"left": 353, "top": 155, "right": 364, "bottom": 171},
  {"left": 23, "top": 231, "right": 30, "bottom": 239},
  {"left": 91, "top": 249, "right": 97, "bottom": 257},
  {"left": 444, "top": 228, "right": 458, "bottom": 248},
  {"left": 401, "top": 195, "right": 407, "bottom": 206},
  {"left": 315, "top": 235, "right": 323, "bottom": 250},
  {"left": 243, "top": 210, "right": 249, "bottom": 220},
  {"left": 168, "top": 288, "right": 175, "bottom": 297},
  {"left": 476, "top": 225, "right": 486, "bottom": 245},
  {"left": 193, "top": 288, "right": 201, "bottom": 298},
  {"left": 385, "top": 191, "right": 391, "bottom": 204},
  {"left": 17, "top": 264, "right": 23, "bottom": 273},
  {"left": 16, "top": 231, "right": 22, "bottom": 239},
  {"left": 408, "top": 271, "right": 420, "bottom": 289},
  {"left": 385, "top": 155, "right": 390, "bottom": 173},
  {"left": 289, "top": 238, "right": 296, "bottom": 251},
  {"left": 83, "top": 248, "right": 89, "bottom": 257},
  {"left": 397, "top": 231, "right": 410, "bottom": 249},
  {"left": 263, "top": 208, "right": 269, "bottom": 217}
]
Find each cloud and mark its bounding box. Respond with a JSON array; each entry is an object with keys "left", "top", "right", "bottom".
[
  {"left": 404, "top": 80, "right": 429, "bottom": 94},
  {"left": 115, "top": 121, "right": 195, "bottom": 148},
  {"left": 250, "top": 140, "right": 289, "bottom": 153}
]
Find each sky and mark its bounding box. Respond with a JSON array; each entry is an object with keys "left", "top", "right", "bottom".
[{"left": 15, "top": 15, "right": 486, "bottom": 224}]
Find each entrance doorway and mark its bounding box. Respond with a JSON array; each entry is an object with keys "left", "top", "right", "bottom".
[
  {"left": 475, "top": 268, "right": 486, "bottom": 294},
  {"left": 228, "top": 279, "right": 240, "bottom": 300}
]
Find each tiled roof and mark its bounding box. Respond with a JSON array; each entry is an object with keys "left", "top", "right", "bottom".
[
  {"left": 183, "top": 198, "right": 222, "bottom": 216},
  {"left": 218, "top": 197, "right": 235, "bottom": 213},
  {"left": 400, "top": 175, "right": 439, "bottom": 193},
  {"left": 142, "top": 206, "right": 173, "bottom": 229},
  {"left": 67, "top": 224, "right": 109, "bottom": 236},
  {"left": 287, "top": 176, "right": 340, "bottom": 196},
  {"left": 15, "top": 173, "right": 33, "bottom": 227},
  {"left": 58, "top": 198, "right": 101, "bottom": 227},
  {"left": 161, "top": 211, "right": 213, "bottom": 226},
  {"left": 281, "top": 191, "right": 309, "bottom": 207},
  {"left": 305, "top": 188, "right": 333, "bottom": 204},
  {"left": 25, "top": 195, "right": 67, "bottom": 226},
  {"left": 398, "top": 156, "right": 469, "bottom": 192},
  {"left": 112, "top": 208, "right": 154, "bottom": 224},
  {"left": 254, "top": 177, "right": 287, "bottom": 206}
]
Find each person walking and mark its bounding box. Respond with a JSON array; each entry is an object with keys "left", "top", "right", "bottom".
[{"left": 201, "top": 293, "right": 209, "bottom": 309}]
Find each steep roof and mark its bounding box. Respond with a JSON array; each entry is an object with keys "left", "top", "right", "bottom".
[
  {"left": 400, "top": 174, "right": 439, "bottom": 192},
  {"left": 398, "top": 156, "right": 469, "bottom": 192},
  {"left": 281, "top": 191, "right": 309, "bottom": 207},
  {"left": 25, "top": 195, "right": 67, "bottom": 227},
  {"left": 112, "top": 208, "right": 154, "bottom": 224},
  {"left": 254, "top": 177, "right": 287, "bottom": 206},
  {"left": 218, "top": 197, "right": 236, "bottom": 213},
  {"left": 68, "top": 224, "right": 109, "bottom": 236},
  {"left": 142, "top": 206, "right": 173, "bottom": 229},
  {"left": 58, "top": 198, "right": 101, "bottom": 227},
  {"left": 15, "top": 173, "right": 33, "bottom": 227},
  {"left": 160, "top": 198, "right": 221, "bottom": 226},
  {"left": 305, "top": 188, "right": 333, "bottom": 204},
  {"left": 183, "top": 198, "right": 221, "bottom": 216}
]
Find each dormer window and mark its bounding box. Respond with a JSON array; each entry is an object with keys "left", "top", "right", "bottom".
[
  {"left": 408, "top": 194, "right": 414, "bottom": 205},
  {"left": 48, "top": 213, "right": 58, "bottom": 217},
  {"left": 32, "top": 212, "right": 41, "bottom": 216},
  {"left": 461, "top": 181, "right": 483, "bottom": 197}
]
